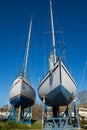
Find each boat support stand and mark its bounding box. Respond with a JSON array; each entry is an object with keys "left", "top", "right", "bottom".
[
  {"left": 42, "top": 96, "right": 80, "bottom": 130},
  {"left": 8, "top": 106, "right": 31, "bottom": 124},
  {"left": 8, "top": 106, "right": 18, "bottom": 122}
]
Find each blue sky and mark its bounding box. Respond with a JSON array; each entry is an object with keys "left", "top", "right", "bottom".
[{"left": 0, "top": 0, "right": 87, "bottom": 107}]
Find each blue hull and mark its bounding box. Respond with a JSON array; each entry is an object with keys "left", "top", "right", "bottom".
[
  {"left": 10, "top": 95, "right": 34, "bottom": 108},
  {"left": 40, "top": 85, "right": 73, "bottom": 106},
  {"left": 38, "top": 59, "right": 76, "bottom": 106}
]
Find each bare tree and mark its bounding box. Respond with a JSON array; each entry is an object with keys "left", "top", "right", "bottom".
[{"left": 77, "top": 90, "right": 87, "bottom": 105}]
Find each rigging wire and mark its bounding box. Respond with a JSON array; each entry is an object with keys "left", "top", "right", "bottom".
[
  {"left": 15, "top": 16, "right": 31, "bottom": 78},
  {"left": 79, "top": 61, "right": 87, "bottom": 90},
  {"left": 76, "top": 61, "right": 87, "bottom": 104},
  {"left": 44, "top": 40, "right": 46, "bottom": 75},
  {"left": 15, "top": 31, "right": 27, "bottom": 78}
]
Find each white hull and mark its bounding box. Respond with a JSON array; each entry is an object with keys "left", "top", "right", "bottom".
[
  {"left": 9, "top": 75, "right": 36, "bottom": 108},
  {"left": 38, "top": 58, "right": 76, "bottom": 106}
]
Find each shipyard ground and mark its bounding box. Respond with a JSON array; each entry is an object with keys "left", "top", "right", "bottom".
[
  {"left": 0, "top": 120, "right": 86, "bottom": 130},
  {"left": 0, "top": 104, "right": 87, "bottom": 129},
  {"left": 0, "top": 120, "right": 41, "bottom": 130}
]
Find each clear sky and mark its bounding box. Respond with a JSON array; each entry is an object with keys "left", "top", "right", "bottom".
[{"left": 0, "top": 0, "right": 87, "bottom": 107}]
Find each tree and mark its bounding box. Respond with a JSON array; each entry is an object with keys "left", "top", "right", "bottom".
[{"left": 77, "top": 90, "right": 87, "bottom": 105}]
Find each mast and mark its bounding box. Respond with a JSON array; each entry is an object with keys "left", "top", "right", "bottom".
[
  {"left": 23, "top": 19, "right": 32, "bottom": 77},
  {"left": 50, "top": 0, "right": 56, "bottom": 64}
]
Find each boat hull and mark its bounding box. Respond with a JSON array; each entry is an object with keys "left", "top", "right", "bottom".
[
  {"left": 9, "top": 76, "right": 36, "bottom": 108},
  {"left": 38, "top": 59, "right": 76, "bottom": 106}
]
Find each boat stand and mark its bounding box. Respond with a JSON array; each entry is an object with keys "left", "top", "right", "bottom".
[
  {"left": 42, "top": 96, "right": 80, "bottom": 130},
  {"left": 8, "top": 106, "right": 18, "bottom": 122},
  {"left": 8, "top": 106, "right": 31, "bottom": 124},
  {"left": 22, "top": 106, "right": 31, "bottom": 124}
]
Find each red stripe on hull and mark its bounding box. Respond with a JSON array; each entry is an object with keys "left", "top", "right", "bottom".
[
  {"left": 10, "top": 78, "right": 35, "bottom": 94},
  {"left": 10, "top": 80, "right": 20, "bottom": 90},
  {"left": 22, "top": 80, "right": 35, "bottom": 93}
]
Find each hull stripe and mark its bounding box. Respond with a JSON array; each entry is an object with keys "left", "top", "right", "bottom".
[
  {"left": 10, "top": 94, "right": 33, "bottom": 101},
  {"left": 61, "top": 64, "right": 76, "bottom": 85},
  {"left": 22, "top": 80, "right": 35, "bottom": 93},
  {"left": 38, "top": 64, "right": 59, "bottom": 89},
  {"left": 10, "top": 78, "right": 35, "bottom": 94},
  {"left": 10, "top": 80, "right": 20, "bottom": 90},
  {"left": 38, "top": 61, "right": 76, "bottom": 90}
]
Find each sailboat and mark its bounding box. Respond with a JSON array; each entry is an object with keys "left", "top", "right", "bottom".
[
  {"left": 38, "top": 0, "right": 76, "bottom": 107},
  {"left": 9, "top": 19, "right": 36, "bottom": 108}
]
